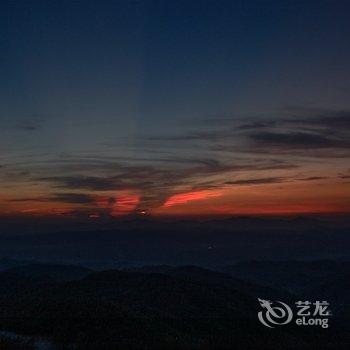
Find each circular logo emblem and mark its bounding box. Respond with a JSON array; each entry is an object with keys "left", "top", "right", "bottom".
[{"left": 258, "top": 298, "right": 293, "bottom": 328}]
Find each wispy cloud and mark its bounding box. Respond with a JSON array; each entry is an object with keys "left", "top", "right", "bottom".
[
  {"left": 143, "top": 107, "right": 350, "bottom": 158},
  {"left": 247, "top": 131, "right": 350, "bottom": 150},
  {"left": 297, "top": 176, "right": 329, "bottom": 181},
  {"left": 14, "top": 119, "right": 43, "bottom": 131},
  {"left": 31, "top": 156, "right": 297, "bottom": 210},
  {"left": 9, "top": 193, "right": 95, "bottom": 204},
  {"left": 224, "top": 177, "right": 286, "bottom": 186}
]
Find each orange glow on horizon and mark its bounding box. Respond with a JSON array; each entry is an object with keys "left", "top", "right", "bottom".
[
  {"left": 0, "top": 179, "right": 349, "bottom": 218},
  {"left": 17, "top": 208, "right": 75, "bottom": 216}
]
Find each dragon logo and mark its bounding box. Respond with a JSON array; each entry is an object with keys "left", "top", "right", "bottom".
[{"left": 258, "top": 298, "right": 293, "bottom": 328}]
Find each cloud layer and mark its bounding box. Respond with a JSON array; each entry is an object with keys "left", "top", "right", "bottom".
[{"left": 2, "top": 107, "right": 349, "bottom": 216}]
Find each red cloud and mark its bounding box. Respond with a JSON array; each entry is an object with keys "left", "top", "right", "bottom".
[
  {"left": 96, "top": 192, "right": 140, "bottom": 216},
  {"left": 163, "top": 190, "right": 222, "bottom": 208}
]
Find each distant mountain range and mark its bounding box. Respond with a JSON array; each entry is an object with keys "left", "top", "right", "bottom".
[{"left": 1, "top": 216, "right": 349, "bottom": 268}]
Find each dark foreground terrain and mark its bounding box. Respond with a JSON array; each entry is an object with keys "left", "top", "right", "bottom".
[
  {"left": 0, "top": 217, "right": 349, "bottom": 348},
  {"left": 0, "top": 260, "right": 349, "bottom": 350}
]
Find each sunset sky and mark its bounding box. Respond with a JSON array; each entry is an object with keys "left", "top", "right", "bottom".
[{"left": 1, "top": 0, "right": 350, "bottom": 218}]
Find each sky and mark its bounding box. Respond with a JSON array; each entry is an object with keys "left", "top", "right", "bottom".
[{"left": 1, "top": 0, "right": 350, "bottom": 218}]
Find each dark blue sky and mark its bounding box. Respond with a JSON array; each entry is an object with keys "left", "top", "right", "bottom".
[
  {"left": 3, "top": 1, "right": 350, "bottom": 126},
  {"left": 1, "top": 0, "right": 350, "bottom": 216}
]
